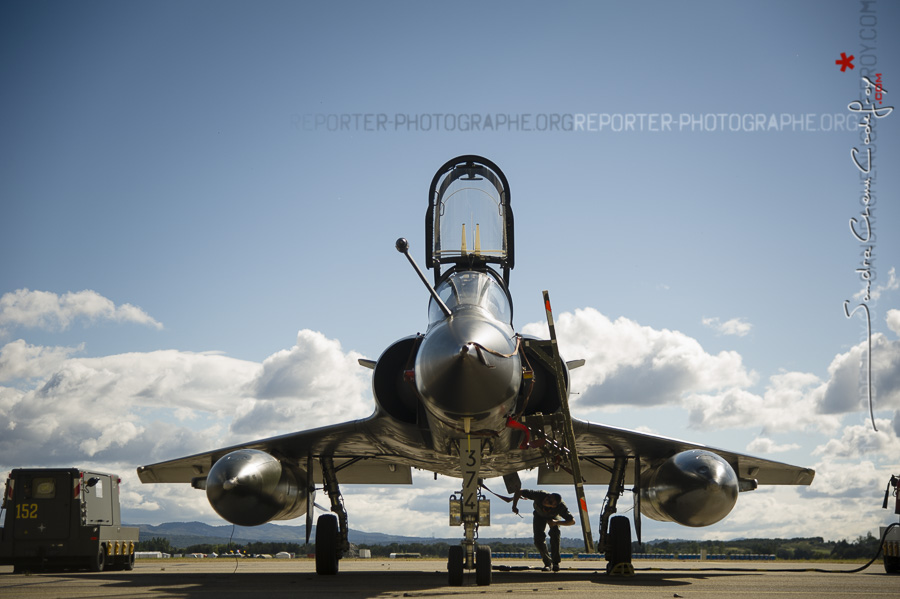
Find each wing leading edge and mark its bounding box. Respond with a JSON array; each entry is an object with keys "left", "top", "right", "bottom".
[
  {"left": 137, "top": 415, "right": 416, "bottom": 485},
  {"left": 535, "top": 418, "right": 815, "bottom": 486}
]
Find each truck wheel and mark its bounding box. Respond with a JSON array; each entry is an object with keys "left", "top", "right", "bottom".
[
  {"left": 90, "top": 545, "right": 107, "bottom": 572},
  {"left": 124, "top": 552, "right": 135, "bottom": 571},
  {"left": 885, "top": 554, "right": 900, "bottom": 574}
]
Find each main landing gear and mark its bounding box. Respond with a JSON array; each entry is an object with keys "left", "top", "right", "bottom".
[
  {"left": 315, "top": 456, "right": 349, "bottom": 576},
  {"left": 597, "top": 456, "right": 635, "bottom": 576},
  {"left": 448, "top": 436, "right": 492, "bottom": 586}
]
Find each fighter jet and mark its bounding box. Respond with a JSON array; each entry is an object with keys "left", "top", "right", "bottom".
[{"left": 138, "top": 155, "right": 814, "bottom": 585}]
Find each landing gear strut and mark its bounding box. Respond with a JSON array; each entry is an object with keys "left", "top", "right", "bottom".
[
  {"left": 448, "top": 436, "right": 492, "bottom": 586},
  {"left": 597, "top": 455, "right": 634, "bottom": 576},
  {"left": 316, "top": 456, "right": 349, "bottom": 576}
]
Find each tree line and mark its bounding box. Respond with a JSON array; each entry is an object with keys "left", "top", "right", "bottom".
[
  {"left": 137, "top": 537, "right": 313, "bottom": 556},
  {"left": 640, "top": 534, "right": 882, "bottom": 560},
  {"left": 137, "top": 533, "right": 884, "bottom": 560}
]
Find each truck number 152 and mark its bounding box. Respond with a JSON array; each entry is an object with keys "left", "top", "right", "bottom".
[{"left": 16, "top": 503, "right": 38, "bottom": 519}]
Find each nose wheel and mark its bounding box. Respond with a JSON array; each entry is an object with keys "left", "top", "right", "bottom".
[
  {"left": 447, "top": 543, "right": 492, "bottom": 586},
  {"left": 475, "top": 545, "right": 492, "bottom": 586},
  {"left": 448, "top": 545, "right": 464, "bottom": 586},
  {"left": 447, "top": 436, "right": 493, "bottom": 586}
]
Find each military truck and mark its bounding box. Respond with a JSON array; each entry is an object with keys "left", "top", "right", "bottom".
[{"left": 0, "top": 468, "right": 139, "bottom": 572}]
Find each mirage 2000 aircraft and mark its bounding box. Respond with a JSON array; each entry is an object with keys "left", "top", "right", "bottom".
[{"left": 138, "top": 155, "right": 814, "bottom": 585}]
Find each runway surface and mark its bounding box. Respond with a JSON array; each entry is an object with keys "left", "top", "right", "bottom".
[{"left": 1, "top": 558, "right": 896, "bottom": 598}]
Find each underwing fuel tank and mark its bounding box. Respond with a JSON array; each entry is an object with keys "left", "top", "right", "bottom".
[
  {"left": 640, "top": 449, "right": 739, "bottom": 527},
  {"left": 205, "top": 449, "right": 307, "bottom": 527}
]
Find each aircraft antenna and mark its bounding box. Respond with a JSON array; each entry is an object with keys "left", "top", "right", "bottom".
[{"left": 396, "top": 238, "right": 452, "bottom": 317}]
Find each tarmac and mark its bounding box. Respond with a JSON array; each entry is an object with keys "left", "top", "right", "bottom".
[{"left": 1, "top": 558, "right": 897, "bottom": 598}]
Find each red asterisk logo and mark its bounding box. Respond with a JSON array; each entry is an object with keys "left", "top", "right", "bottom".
[{"left": 836, "top": 52, "right": 855, "bottom": 72}]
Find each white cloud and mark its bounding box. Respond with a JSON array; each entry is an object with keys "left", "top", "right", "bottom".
[
  {"left": 0, "top": 328, "right": 376, "bottom": 477},
  {"left": 702, "top": 316, "right": 753, "bottom": 337},
  {"left": 887, "top": 309, "right": 900, "bottom": 336},
  {"left": 686, "top": 371, "right": 840, "bottom": 434},
  {"left": 231, "top": 329, "right": 373, "bottom": 437},
  {"left": 0, "top": 327, "right": 378, "bottom": 527},
  {"left": 802, "top": 460, "right": 885, "bottom": 500},
  {"left": 685, "top": 328, "right": 900, "bottom": 436},
  {"left": 520, "top": 308, "right": 900, "bottom": 438},
  {"left": 0, "top": 349, "right": 261, "bottom": 468},
  {"left": 720, "top": 484, "right": 880, "bottom": 542},
  {"left": 80, "top": 421, "right": 144, "bottom": 457},
  {"left": 815, "top": 333, "right": 900, "bottom": 415},
  {"left": 527, "top": 308, "right": 755, "bottom": 408},
  {"left": 745, "top": 437, "right": 801, "bottom": 454},
  {"left": 812, "top": 419, "right": 900, "bottom": 461},
  {"left": 0, "top": 339, "right": 82, "bottom": 383},
  {"left": 0, "top": 289, "right": 162, "bottom": 333},
  {"left": 854, "top": 266, "right": 898, "bottom": 302},
  {"left": 3, "top": 305, "right": 899, "bottom": 542}
]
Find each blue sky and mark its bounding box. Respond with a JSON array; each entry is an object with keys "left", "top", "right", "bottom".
[{"left": 1, "top": 1, "right": 899, "bottom": 543}]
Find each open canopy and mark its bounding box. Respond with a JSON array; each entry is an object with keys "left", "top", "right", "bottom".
[{"left": 426, "top": 155, "right": 514, "bottom": 285}]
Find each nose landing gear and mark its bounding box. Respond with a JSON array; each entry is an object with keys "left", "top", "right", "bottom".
[{"left": 448, "top": 436, "right": 492, "bottom": 586}]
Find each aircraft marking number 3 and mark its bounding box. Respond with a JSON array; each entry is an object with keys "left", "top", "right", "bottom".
[{"left": 461, "top": 439, "right": 482, "bottom": 514}]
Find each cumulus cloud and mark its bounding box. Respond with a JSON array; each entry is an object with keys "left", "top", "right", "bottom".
[
  {"left": 801, "top": 459, "right": 885, "bottom": 500},
  {"left": 721, "top": 483, "right": 881, "bottom": 542},
  {"left": 3, "top": 302, "right": 898, "bottom": 540},
  {"left": 887, "top": 309, "right": 900, "bottom": 336},
  {"left": 0, "top": 349, "right": 261, "bottom": 468},
  {"left": 745, "top": 437, "right": 801, "bottom": 454},
  {"left": 812, "top": 419, "right": 900, "bottom": 460},
  {"left": 519, "top": 307, "right": 900, "bottom": 436},
  {"left": 117, "top": 467, "right": 213, "bottom": 522},
  {"left": 229, "top": 329, "right": 373, "bottom": 437},
  {"left": 854, "top": 266, "right": 898, "bottom": 302},
  {"left": 0, "top": 327, "right": 379, "bottom": 528},
  {"left": 525, "top": 308, "right": 755, "bottom": 408},
  {"left": 0, "top": 327, "right": 378, "bottom": 475},
  {"left": 815, "top": 333, "right": 900, "bottom": 415},
  {"left": 0, "top": 289, "right": 163, "bottom": 333},
  {"left": 702, "top": 316, "right": 753, "bottom": 337},
  {"left": 687, "top": 371, "right": 840, "bottom": 434},
  {"left": 0, "top": 339, "right": 82, "bottom": 383},
  {"left": 684, "top": 327, "right": 900, "bottom": 435}
]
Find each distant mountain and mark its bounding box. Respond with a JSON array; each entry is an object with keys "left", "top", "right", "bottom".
[{"left": 130, "top": 521, "right": 583, "bottom": 548}]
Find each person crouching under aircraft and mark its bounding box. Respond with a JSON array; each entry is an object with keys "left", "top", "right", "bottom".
[{"left": 512, "top": 489, "right": 576, "bottom": 571}]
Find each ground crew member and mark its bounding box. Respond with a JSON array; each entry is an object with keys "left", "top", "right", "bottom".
[{"left": 512, "top": 489, "right": 575, "bottom": 571}]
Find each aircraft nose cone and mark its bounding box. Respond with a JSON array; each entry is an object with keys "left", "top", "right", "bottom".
[{"left": 415, "top": 312, "right": 520, "bottom": 422}]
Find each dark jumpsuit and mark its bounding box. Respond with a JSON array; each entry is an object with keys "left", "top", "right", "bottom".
[{"left": 518, "top": 489, "right": 574, "bottom": 566}]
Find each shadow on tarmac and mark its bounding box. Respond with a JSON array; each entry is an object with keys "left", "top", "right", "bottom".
[{"left": 1, "top": 567, "right": 766, "bottom": 599}]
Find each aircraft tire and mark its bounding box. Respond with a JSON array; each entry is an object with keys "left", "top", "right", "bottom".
[
  {"left": 448, "top": 545, "right": 464, "bottom": 586},
  {"left": 315, "top": 514, "right": 340, "bottom": 575},
  {"left": 475, "top": 545, "right": 492, "bottom": 586},
  {"left": 606, "top": 515, "right": 632, "bottom": 572}
]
